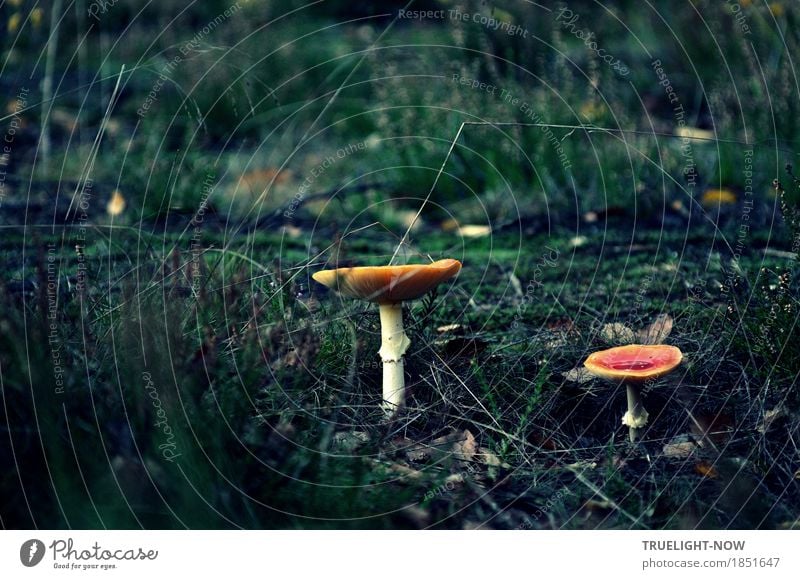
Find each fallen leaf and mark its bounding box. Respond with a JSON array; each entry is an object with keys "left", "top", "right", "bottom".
[
  {"left": 562, "top": 367, "right": 594, "bottom": 384},
  {"left": 7, "top": 13, "right": 21, "bottom": 34},
  {"left": 458, "top": 224, "right": 491, "bottom": 238},
  {"left": 636, "top": 314, "right": 674, "bottom": 344},
  {"left": 332, "top": 430, "right": 370, "bottom": 452},
  {"left": 392, "top": 437, "right": 429, "bottom": 463},
  {"left": 281, "top": 225, "right": 303, "bottom": 239},
  {"left": 701, "top": 188, "right": 737, "bottom": 206},
  {"left": 675, "top": 126, "right": 715, "bottom": 141},
  {"left": 440, "top": 219, "right": 490, "bottom": 238},
  {"left": 106, "top": 190, "right": 126, "bottom": 216},
  {"left": 694, "top": 461, "right": 719, "bottom": 478},
  {"left": 757, "top": 406, "right": 785, "bottom": 434},
  {"left": 238, "top": 167, "right": 291, "bottom": 189},
  {"left": 30, "top": 7, "right": 43, "bottom": 28},
  {"left": 476, "top": 447, "right": 509, "bottom": 468},
  {"left": 662, "top": 435, "right": 699, "bottom": 458},
  {"left": 444, "top": 472, "right": 467, "bottom": 485},
  {"left": 601, "top": 322, "right": 635, "bottom": 344},
  {"left": 452, "top": 430, "right": 477, "bottom": 462},
  {"left": 568, "top": 235, "right": 588, "bottom": 248}
]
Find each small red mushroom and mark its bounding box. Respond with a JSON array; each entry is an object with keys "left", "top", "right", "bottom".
[{"left": 584, "top": 344, "right": 683, "bottom": 441}]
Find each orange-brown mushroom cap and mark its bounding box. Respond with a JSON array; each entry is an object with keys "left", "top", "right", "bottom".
[
  {"left": 583, "top": 344, "right": 683, "bottom": 384},
  {"left": 312, "top": 259, "right": 462, "bottom": 304}
]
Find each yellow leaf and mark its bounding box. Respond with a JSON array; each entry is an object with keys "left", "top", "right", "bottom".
[
  {"left": 106, "top": 190, "right": 126, "bottom": 216},
  {"left": 30, "top": 7, "right": 43, "bottom": 28},
  {"left": 8, "top": 12, "right": 21, "bottom": 33},
  {"left": 701, "top": 188, "right": 737, "bottom": 207}
]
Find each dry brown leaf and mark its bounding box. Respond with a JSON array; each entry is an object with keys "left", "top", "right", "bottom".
[
  {"left": 637, "top": 314, "right": 674, "bottom": 345},
  {"left": 662, "top": 436, "right": 699, "bottom": 458},
  {"left": 694, "top": 461, "right": 719, "bottom": 478},
  {"left": 452, "top": 430, "right": 477, "bottom": 462},
  {"left": 601, "top": 322, "right": 635, "bottom": 344}
]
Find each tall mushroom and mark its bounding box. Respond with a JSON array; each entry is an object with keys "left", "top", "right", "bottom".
[
  {"left": 312, "top": 259, "right": 462, "bottom": 415},
  {"left": 583, "top": 344, "right": 683, "bottom": 441}
]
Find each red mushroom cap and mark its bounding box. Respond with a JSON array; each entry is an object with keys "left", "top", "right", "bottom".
[{"left": 583, "top": 344, "right": 683, "bottom": 384}]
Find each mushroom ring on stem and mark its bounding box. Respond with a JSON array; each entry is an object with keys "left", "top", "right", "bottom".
[
  {"left": 583, "top": 344, "right": 683, "bottom": 442},
  {"left": 312, "top": 259, "right": 462, "bottom": 415}
]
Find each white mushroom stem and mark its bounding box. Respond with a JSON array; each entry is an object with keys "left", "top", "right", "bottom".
[
  {"left": 621, "top": 385, "right": 649, "bottom": 442},
  {"left": 378, "top": 303, "right": 411, "bottom": 415}
]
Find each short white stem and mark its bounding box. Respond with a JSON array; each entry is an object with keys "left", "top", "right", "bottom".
[
  {"left": 378, "top": 303, "right": 411, "bottom": 415},
  {"left": 622, "top": 385, "right": 649, "bottom": 442}
]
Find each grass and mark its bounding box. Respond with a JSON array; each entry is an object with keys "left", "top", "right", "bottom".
[
  {"left": 1, "top": 0, "right": 800, "bottom": 529},
  {"left": 2, "top": 210, "right": 798, "bottom": 528}
]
